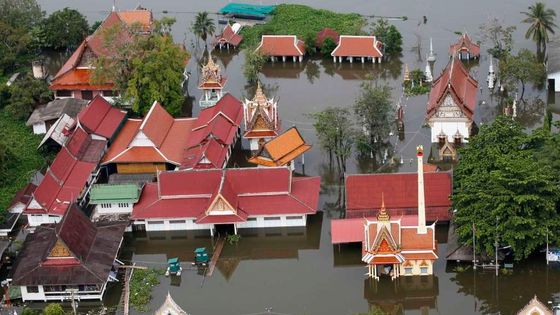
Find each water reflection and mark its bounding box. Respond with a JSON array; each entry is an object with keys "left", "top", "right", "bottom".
[{"left": 261, "top": 61, "right": 305, "bottom": 79}]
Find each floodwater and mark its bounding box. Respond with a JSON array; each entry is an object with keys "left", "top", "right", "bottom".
[{"left": 31, "top": 0, "right": 560, "bottom": 314}]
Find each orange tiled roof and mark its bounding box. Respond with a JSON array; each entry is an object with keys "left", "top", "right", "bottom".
[
  {"left": 117, "top": 10, "right": 153, "bottom": 32},
  {"left": 248, "top": 127, "right": 311, "bottom": 167},
  {"left": 50, "top": 69, "right": 113, "bottom": 91},
  {"left": 256, "top": 35, "right": 305, "bottom": 57},
  {"left": 331, "top": 35, "right": 383, "bottom": 58}
]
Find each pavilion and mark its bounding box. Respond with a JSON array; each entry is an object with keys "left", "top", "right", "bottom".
[
  {"left": 256, "top": 35, "right": 306, "bottom": 63},
  {"left": 331, "top": 35, "right": 383, "bottom": 63},
  {"left": 448, "top": 33, "right": 480, "bottom": 60}
]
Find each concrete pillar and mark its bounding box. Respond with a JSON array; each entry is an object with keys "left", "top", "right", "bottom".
[
  {"left": 282, "top": 56, "right": 286, "bottom": 62},
  {"left": 293, "top": 56, "right": 296, "bottom": 63},
  {"left": 210, "top": 227, "right": 214, "bottom": 237},
  {"left": 234, "top": 224, "right": 238, "bottom": 235},
  {"left": 349, "top": 57, "right": 353, "bottom": 63},
  {"left": 333, "top": 56, "right": 336, "bottom": 63},
  {"left": 361, "top": 57, "right": 365, "bottom": 63},
  {"left": 372, "top": 57, "right": 375, "bottom": 63},
  {"left": 299, "top": 55, "right": 303, "bottom": 62}
]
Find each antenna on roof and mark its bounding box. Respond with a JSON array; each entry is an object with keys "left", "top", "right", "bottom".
[{"left": 112, "top": 0, "right": 117, "bottom": 12}]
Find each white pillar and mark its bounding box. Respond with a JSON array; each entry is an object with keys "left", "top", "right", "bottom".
[
  {"left": 333, "top": 56, "right": 336, "bottom": 63},
  {"left": 293, "top": 56, "right": 296, "bottom": 63},
  {"left": 361, "top": 57, "right": 365, "bottom": 63},
  {"left": 372, "top": 57, "right": 375, "bottom": 63},
  {"left": 234, "top": 224, "right": 238, "bottom": 235},
  {"left": 299, "top": 55, "right": 303, "bottom": 62},
  {"left": 282, "top": 56, "right": 286, "bottom": 62},
  {"left": 349, "top": 57, "right": 353, "bottom": 63},
  {"left": 417, "top": 145, "right": 427, "bottom": 234},
  {"left": 210, "top": 227, "right": 214, "bottom": 237}
]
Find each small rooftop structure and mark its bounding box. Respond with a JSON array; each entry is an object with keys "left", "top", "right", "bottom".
[
  {"left": 248, "top": 127, "right": 311, "bottom": 168},
  {"left": 448, "top": 33, "right": 480, "bottom": 60},
  {"left": 256, "top": 35, "right": 305, "bottom": 62},
  {"left": 242, "top": 81, "right": 279, "bottom": 151},
  {"left": 11, "top": 204, "right": 127, "bottom": 301},
  {"left": 218, "top": 3, "right": 276, "bottom": 20},
  {"left": 155, "top": 292, "right": 190, "bottom": 315},
  {"left": 316, "top": 28, "right": 340, "bottom": 47},
  {"left": 198, "top": 52, "right": 228, "bottom": 108},
  {"left": 26, "top": 98, "right": 88, "bottom": 134},
  {"left": 516, "top": 296, "right": 553, "bottom": 315},
  {"left": 214, "top": 23, "right": 243, "bottom": 49},
  {"left": 331, "top": 35, "right": 383, "bottom": 63},
  {"left": 90, "top": 184, "right": 141, "bottom": 205},
  {"left": 547, "top": 36, "right": 560, "bottom": 92}
]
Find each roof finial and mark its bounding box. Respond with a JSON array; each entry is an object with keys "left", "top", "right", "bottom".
[
  {"left": 112, "top": 0, "right": 116, "bottom": 12},
  {"left": 377, "top": 193, "right": 390, "bottom": 221}
]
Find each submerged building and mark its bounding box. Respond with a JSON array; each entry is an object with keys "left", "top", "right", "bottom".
[
  {"left": 242, "top": 81, "right": 279, "bottom": 151},
  {"left": 331, "top": 35, "right": 383, "bottom": 63},
  {"left": 448, "top": 33, "right": 480, "bottom": 60},
  {"left": 198, "top": 53, "right": 227, "bottom": 108},
  {"left": 256, "top": 35, "right": 306, "bottom": 63}
]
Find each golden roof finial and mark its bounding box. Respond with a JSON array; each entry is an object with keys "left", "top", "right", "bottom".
[
  {"left": 252, "top": 80, "right": 268, "bottom": 105},
  {"left": 377, "top": 192, "right": 390, "bottom": 221}
]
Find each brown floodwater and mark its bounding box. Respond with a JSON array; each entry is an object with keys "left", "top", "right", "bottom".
[{"left": 29, "top": 0, "right": 560, "bottom": 314}]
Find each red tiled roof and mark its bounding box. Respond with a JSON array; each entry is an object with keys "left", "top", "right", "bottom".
[
  {"left": 331, "top": 218, "right": 365, "bottom": 244},
  {"left": 256, "top": 35, "right": 305, "bottom": 56},
  {"left": 345, "top": 172, "right": 452, "bottom": 221},
  {"left": 117, "top": 9, "right": 153, "bottom": 32},
  {"left": 141, "top": 102, "right": 175, "bottom": 147},
  {"left": 331, "top": 35, "right": 383, "bottom": 58},
  {"left": 316, "top": 28, "right": 340, "bottom": 47},
  {"left": 78, "top": 95, "right": 126, "bottom": 139},
  {"left": 132, "top": 168, "right": 320, "bottom": 220},
  {"left": 215, "top": 24, "right": 243, "bottom": 47},
  {"left": 449, "top": 33, "right": 480, "bottom": 56},
  {"left": 401, "top": 227, "right": 436, "bottom": 251},
  {"left": 427, "top": 57, "right": 478, "bottom": 120}
]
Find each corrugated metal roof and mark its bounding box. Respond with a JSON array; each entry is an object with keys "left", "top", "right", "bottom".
[{"left": 90, "top": 184, "right": 140, "bottom": 204}]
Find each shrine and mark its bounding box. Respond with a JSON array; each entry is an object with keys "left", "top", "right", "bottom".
[
  {"left": 242, "top": 81, "right": 279, "bottom": 151},
  {"left": 448, "top": 33, "right": 480, "bottom": 60},
  {"left": 198, "top": 52, "right": 227, "bottom": 108}
]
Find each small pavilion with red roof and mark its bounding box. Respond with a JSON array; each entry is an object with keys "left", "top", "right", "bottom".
[
  {"left": 426, "top": 56, "right": 478, "bottom": 153},
  {"left": 131, "top": 167, "right": 320, "bottom": 234},
  {"left": 331, "top": 35, "right": 383, "bottom": 63},
  {"left": 242, "top": 81, "right": 279, "bottom": 151},
  {"left": 198, "top": 52, "right": 228, "bottom": 108},
  {"left": 331, "top": 146, "right": 438, "bottom": 280},
  {"left": 214, "top": 23, "right": 243, "bottom": 49},
  {"left": 256, "top": 35, "right": 306, "bottom": 63},
  {"left": 449, "top": 33, "right": 480, "bottom": 60},
  {"left": 50, "top": 8, "right": 153, "bottom": 100},
  {"left": 25, "top": 96, "right": 127, "bottom": 227}
]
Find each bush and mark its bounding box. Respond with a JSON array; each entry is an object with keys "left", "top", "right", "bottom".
[
  {"left": 129, "top": 268, "right": 165, "bottom": 312},
  {"left": 43, "top": 303, "right": 64, "bottom": 315},
  {"left": 321, "top": 37, "right": 337, "bottom": 56},
  {"left": 243, "top": 49, "right": 266, "bottom": 83}
]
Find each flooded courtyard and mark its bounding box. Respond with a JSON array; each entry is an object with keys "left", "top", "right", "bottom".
[{"left": 28, "top": 0, "right": 560, "bottom": 314}]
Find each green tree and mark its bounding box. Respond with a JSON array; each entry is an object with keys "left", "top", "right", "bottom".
[
  {"left": 311, "top": 107, "right": 355, "bottom": 174},
  {"left": 243, "top": 49, "right": 266, "bottom": 84},
  {"left": 479, "top": 18, "right": 516, "bottom": 59},
  {"left": 89, "top": 20, "right": 101, "bottom": 34},
  {"left": 320, "top": 37, "right": 337, "bottom": 56},
  {"left": 353, "top": 83, "right": 394, "bottom": 159},
  {"left": 521, "top": 2, "right": 557, "bottom": 54},
  {"left": 35, "top": 8, "right": 88, "bottom": 50},
  {"left": 42, "top": 303, "right": 65, "bottom": 315},
  {"left": 4, "top": 73, "right": 52, "bottom": 121},
  {"left": 125, "top": 35, "right": 188, "bottom": 115},
  {"left": 499, "top": 48, "right": 546, "bottom": 100},
  {"left": 21, "top": 308, "right": 40, "bottom": 315},
  {"left": 453, "top": 116, "right": 560, "bottom": 261},
  {"left": 372, "top": 19, "right": 402, "bottom": 56},
  {"left": 192, "top": 11, "right": 215, "bottom": 48}
]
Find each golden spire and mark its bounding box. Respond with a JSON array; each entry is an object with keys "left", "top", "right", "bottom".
[
  {"left": 404, "top": 64, "right": 410, "bottom": 81},
  {"left": 377, "top": 192, "right": 390, "bottom": 221}
]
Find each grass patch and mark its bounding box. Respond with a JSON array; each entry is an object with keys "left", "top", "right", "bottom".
[
  {"left": 0, "top": 111, "right": 52, "bottom": 220},
  {"left": 129, "top": 268, "right": 165, "bottom": 312},
  {"left": 240, "top": 4, "right": 366, "bottom": 49}
]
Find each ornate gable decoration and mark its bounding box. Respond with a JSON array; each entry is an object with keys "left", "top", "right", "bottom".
[
  {"left": 371, "top": 226, "right": 400, "bottom": 254},
  {"left": 207, "top": 194, "right": 236, "bottom": 215},
  {"left": 434, "top": 95, "right": 466, "bottom": 119},
  {"left": 245, "top": 82, "right": 277, "bottom": 131},
  {"left": 200, "top": 55, "right": 223, "bottom": 87},
  {"left": 49, "top": 239, "right": 73, "bottom": 258}
]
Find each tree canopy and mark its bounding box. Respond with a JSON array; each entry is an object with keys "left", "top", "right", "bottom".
[
  {"left": 453, "top": 116, "right": 560, "bottom": 260},
  {"left": 521, "top": 1, "right": 557, "bottom": 54},
  {"left": 192, "top": 11, "right": 215, "bottom": 47},
  {"left": 498, "top": 48, "right": 546, "bottom": 99},
  {"left": 372, "top": 19, "right": 403, "bottom": 56},
  {"left": 35, "top": 7, "right": 89, "bottom": 50}
]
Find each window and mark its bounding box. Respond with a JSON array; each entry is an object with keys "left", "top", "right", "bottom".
[
  {"left": 56, "top": 90, "right": 72, "bottom": 97},
  {"left": 102, "top": 90, "right": 114, "bottom": 97},
  {"left": 286, "top": 216, "right": 303, "bottom": 220},
  {"left": 118, "top": 203, "right": 129, "bottom": 208},
  {"left": 170, "top": 220, "right": 186, "bottom": 224},
  {"left": 264, "top": 217, "right": 281, "bottom": 221},
  {"left": 148, "top": 221, "right": 164, "bottom": 225},
  {"left": 404, "top": 267, "right": 413, "bottom": 275},
  {"left": 27, "top": 286, "right": 39, "bottom": 293},
  {"left": 81, "top": 90, "right": 93, "bottom": 100},
  {"left": 247, "top": 218, "right": 257, "bottom": 222},
  {"left": 420, "top": 267, "right": 428, "bottom": 274}
]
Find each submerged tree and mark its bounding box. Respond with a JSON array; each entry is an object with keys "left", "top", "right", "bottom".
[
  {"left": 453, "top": 116, "right": 560, "bottom": 261},
  {"left": 311, "top": 107, "right": 355, "bottom": 174},
  {"left": 353, "top": 83, "right": 394, "bottom": 159},
  {"left": 479, "top": 18, "right": 516, "bottom": 59},
  {"left": 521, "top": 1, "right": 557, "bottom": 55},
  {"left": 498, "top": 48, "right": 546, "bottom": 100},
  {"left": 372, "top": 18, "right": 403, "bottom": 56},
  {"left": 243, "top": 48, "right": 266, "bottom": 83},
  {"left": 192, "top": 11, "right": 215, "bottom": 48}
]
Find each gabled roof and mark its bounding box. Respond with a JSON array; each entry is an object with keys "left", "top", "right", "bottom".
[
  {"left": 155, "top": 293, "right": 190, "bottom": 315},
  {"left": 316, "top": 28, "right": 340, "bottom": 47},
  {"left": 345, "top": 172, "right": 452, "bottom": 222},
  {"left": 50, "top": 69, "right": 113, "bottom": 91},
  {"left": 516, "top": 296, "right": 553, "bottom": 315},
  {"left": 248, "top": 127, "right": 311, "bottom": 167},
  {"left": 102, "top": 102, "right": 197, "bottom": 166},
  {"left": 78, "top": 95, "right": 127, "bottom": 139},
  {"left": 256, "top": 35, "right": 305, "bottom": 56},
  {"left": 215, "top": 24, "right": 243, "bottom": 47},
  {"left": 449, "top": 33, "right": 480, "bottom": 56},
  {"left": 331, "top": 35, "right": 383, "bottom": 58},
  {"left": 11, "top": 204, "right": 127, "bottom": 286},
  {"left": 89, "top": 184, "right": 141, "bottom": 204},
  {"left": 198, "top": 54, "right": 227, "bottom": 89},
  {"left": 243, "top": 81, "right": 278, "bottom": 138},
  {"left": 26, "top": 98, "right": 89, "bottom": 126},
  {"left": 132, "top": 167, "right": 320, "bottom": 221},
  {"left": 426, "top": 57, "right": 478, "bottom": 120},
  {"left": 117, "top": 9, "right": 153, "bottom": 32}
]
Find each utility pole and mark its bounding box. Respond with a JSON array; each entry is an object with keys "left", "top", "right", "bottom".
[
  {"left": 473, "top": 222, "right": 477, "bottom": 270},
  {"left": 495, "top": 217, "right": 499, "bottom": 277}
]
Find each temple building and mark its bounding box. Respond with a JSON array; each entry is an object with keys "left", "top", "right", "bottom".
[
  {"left": 248, "top": 127, "right": 311, "bottom": 170},
  {"left": 242, "top": 81, "right": 279, "bottom": 151},
  {"left": 11, "top": 204, "right": 127, "bottom": 302},
  {"left": 198, "top": 53, "right": 227, "bottom": 108},
  {"left": 256, "top": 35, "right": 305, "bottom": 63},
  {"left": 448, "top": 33, "right": 480, "bottom": 60},
  {"left": 102, "top": 101, "right": 197, "bottom": 174},
  {"left": 50, "top": 8, "right": 153, "bottom": 100},
  {"left": 131, "top": 167, "right": 320, "bottom": 234},
  {"left": 331, "top": 146, "right": 438, "bottom": 280},
  {"left": 426, "top": 56, "right": 478, "bottom": 161},
  {"left": 516, "top": 296, "right": 554, "bottom": 315},
  {"left": 214, "top": 23, "right": 243, "bottom": 49},
  {"left": 331, "top": 35, "right": 383, "bottom": 63},
  {"left": 155, "top": 293, "right": 190, "bottom": 315},
  {"left": 25, "top": 96, "right": 126, "bottom": 227},
  {"left": 182, "top": 93, "right": 243, "bottom": 170}
]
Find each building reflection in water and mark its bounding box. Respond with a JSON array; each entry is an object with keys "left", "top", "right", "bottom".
[
  {"left": 363, "top": 276, "right": 439, "bottom": 315},
  {"left": 122, "top": 213, "right": 322, "bottom": 280}
]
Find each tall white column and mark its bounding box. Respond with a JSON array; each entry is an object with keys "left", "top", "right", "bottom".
[{"left": 417, "top": 145, "right": 427, "bottom": 234}]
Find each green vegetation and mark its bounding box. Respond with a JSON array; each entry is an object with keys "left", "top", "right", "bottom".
[
  {"left": 371, "top": 18, "right": 403, "bottom": 56},
  {"left": 243, "top": 49, "right": 266, "bottom": 83},
  {"left": 93, "top": 19, "right": 189, "bottom": 116},
  {"left": 226, "top": 234, "right": 241, "bottom": 245},
  {"left": 453, "top": 116, "right": 560, "bottom": 261},
  {"left": 34, "top": 7, "right": 89, "bottom": 50},
  {"left": 42, "top": 304, "right": 65, "bottom": 315},
  {"left": 192, "top": 11, "right": 216, "bottom": 48},
  {"left": 0, "top": 73, "right": 53, "bottom": 121},
  {"left": 404, "top": 69, "right": 431, "bottom": 96},
  {"left": 320, "top": 37, "right": 337, "bottom": 56},
  {"left": 130, "top": 268, "right": 165, "bottom": 312},
  {"left": 479, "top": 18, "right": 516, "bottom": 59},
  {"left": 521, "top": 1, "right": 557, "bottom": 55},
  {"left": 240, "top": 4, "right": 365, "bottom": 50},
  {"left": 498, "top": 48, "right": 546, "bottom": 99}
]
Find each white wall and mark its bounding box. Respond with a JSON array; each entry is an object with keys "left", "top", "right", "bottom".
[
  {"left": 32, "top": 123, "right": 47, "bottom": 134},
  {"left": 21, "top": 285, "right": 46, "bottom": 302},
  {"left": 93, "top": 203, "right": 133, "bottom": 217},
  {"left": 27, "top": 214, "right": 61, "bottom": 227},
  {"left": 398, "top": 259, "right": 434, "bottom": 276},
  {"left": 549, "top": 72, "right": 560, "bottom": 92},
  {"left": 431, "top": 121, "right": 470, "bottom": 143},
  {"left": 21, "top": 285, "right": 105, "bottom": 302}
]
